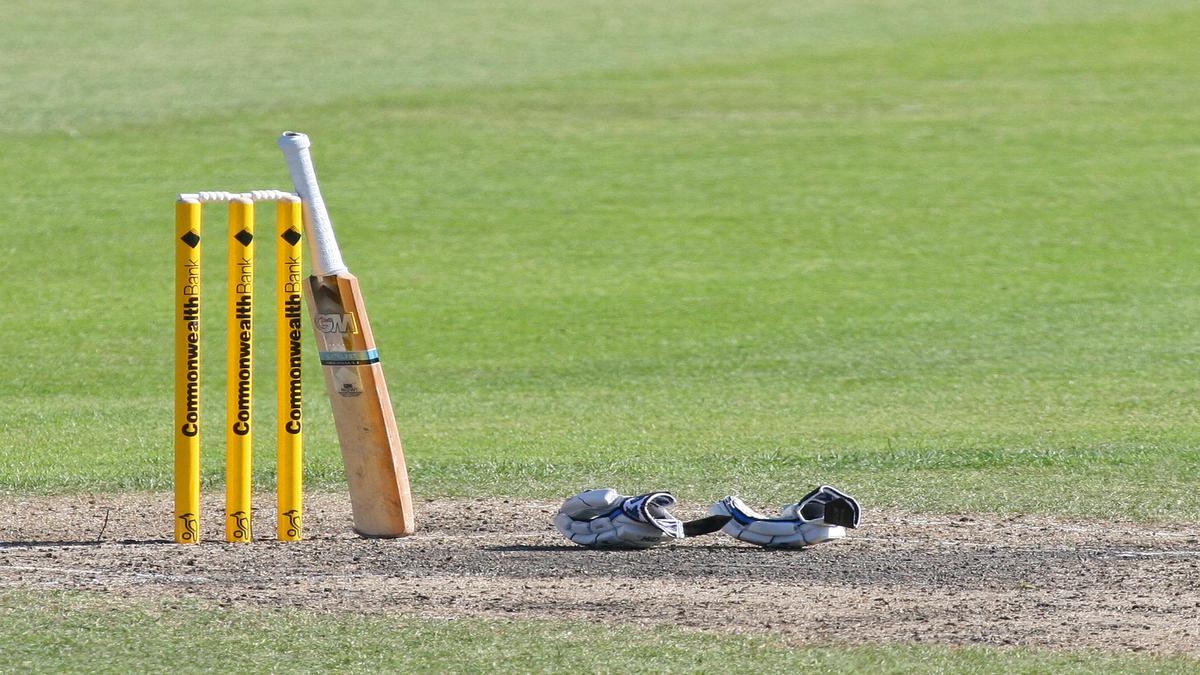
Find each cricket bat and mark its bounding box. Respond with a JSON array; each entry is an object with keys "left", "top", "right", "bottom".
[{"left": 278, "top": 131, "right": 415, "bottom": 537}]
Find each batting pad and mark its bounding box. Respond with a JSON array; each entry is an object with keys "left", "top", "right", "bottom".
[{"left": 710, "top": 485, "right": 861, "bottom": 548}]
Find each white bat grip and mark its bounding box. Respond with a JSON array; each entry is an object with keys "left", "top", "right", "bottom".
[{"left": 277, "top": 131, "right": 349, "bottom": 276}]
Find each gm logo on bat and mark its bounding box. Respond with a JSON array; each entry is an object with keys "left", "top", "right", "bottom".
[{"left": 315, "top": 313, "right": 358, "bottom": 334}]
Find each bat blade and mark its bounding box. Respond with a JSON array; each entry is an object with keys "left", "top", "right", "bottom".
[{"left": 307, "top": 273, "right": 415, "bottom": 537}]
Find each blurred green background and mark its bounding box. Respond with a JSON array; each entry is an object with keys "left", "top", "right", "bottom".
[{"left": 1, "top": 0, "right": 1197, "bottom": 519}]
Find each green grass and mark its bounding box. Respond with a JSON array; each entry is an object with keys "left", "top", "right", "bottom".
[
  {"left": 1, "top": 0, "right": 1198, "bottom": 521},
  {"left": 1, "top": 591, "right": 1195, "bottom": 674}
]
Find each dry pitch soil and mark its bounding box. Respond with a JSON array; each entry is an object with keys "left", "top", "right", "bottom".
[{"left": 1, "top": 493, "right": 1199, "bottom": 656}]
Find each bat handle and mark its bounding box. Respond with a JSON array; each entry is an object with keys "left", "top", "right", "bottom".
[{"left": 277, "top": 131, "right": 350, "bottom": 277}]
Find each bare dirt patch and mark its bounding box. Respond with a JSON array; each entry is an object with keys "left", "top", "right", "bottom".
[{"left": 1, "top": 493, "right": 1198, "bottom": 656}]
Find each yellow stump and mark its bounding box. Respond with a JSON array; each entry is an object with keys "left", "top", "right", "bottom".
[
  {"left": 226, "top": 198, "right": 255, "bottom": 542},
  {"left": 276, "top": 197, "right": 305, "bottom": 540},
  {"left": 174, "top": 199, "right": 203, "bottom": 544}
]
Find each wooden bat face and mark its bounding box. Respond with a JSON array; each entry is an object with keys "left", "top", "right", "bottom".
[{"left": 307, "top": 274, "right": 415, "bottom": 537}]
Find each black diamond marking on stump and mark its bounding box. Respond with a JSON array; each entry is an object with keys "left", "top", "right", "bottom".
[
  {"left": 234, "top": 229, "right": 254, "bottom": 247},
  {"left": 280, "top": 228, "right": 302, "bottom": 246},
  {"left": 180, "top": 230, "right": 200, "bottom": 248}
]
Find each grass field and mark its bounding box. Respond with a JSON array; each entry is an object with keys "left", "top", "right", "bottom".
[
  {"left": 2, "top": 0, "right": 1199, "bottom": 671},
  {"left": 3, "top": 591, "right": 1198, "bottom": 674}
]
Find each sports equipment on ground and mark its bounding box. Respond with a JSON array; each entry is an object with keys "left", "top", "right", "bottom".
[
  {"left": 277, "top": 132, "right": 415, "bottom": 537},
  {"left": 174, "top": 190, "right": 304, "bottom": 543},
  {"left": 709, "top": 485, "right": 861, "bottom": 548},
  {"left": 555, "top": 489, "right": 730, "bottom": 548}
]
